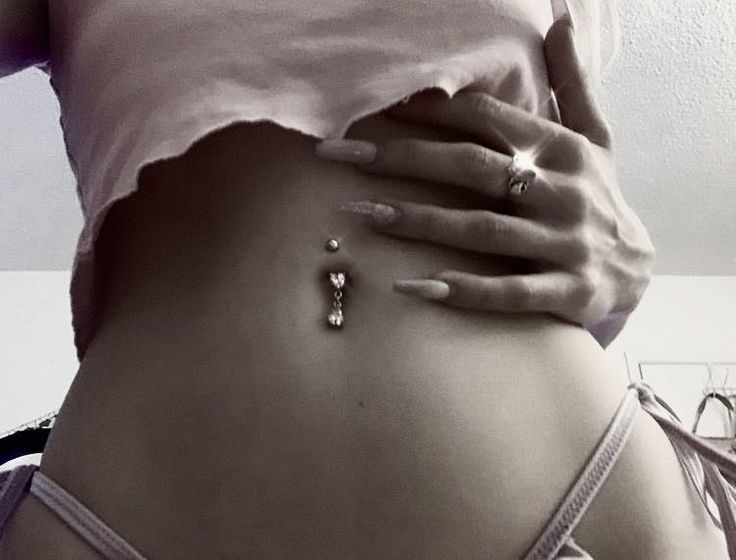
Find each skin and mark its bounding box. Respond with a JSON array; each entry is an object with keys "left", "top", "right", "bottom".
[
  {"left": 5, "top": 112, "right": 728, "bottom": 559},
  {"left": 0, "top": 7, "right": 727, "bottom": 560},
  {"left": 314, "top": 18, "right": 655, "bottom": 343}
]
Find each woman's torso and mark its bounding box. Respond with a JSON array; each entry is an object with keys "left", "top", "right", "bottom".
[
  {"left": 2, "top": 112, "right": 728, "bottom": 559},
  {"left": 1, "top": 0, "right": 729, "bottom": 557}
]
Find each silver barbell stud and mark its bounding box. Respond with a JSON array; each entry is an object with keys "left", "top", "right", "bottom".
[{"left": 325, "top": 237, "right": 340, "bottom": 252}]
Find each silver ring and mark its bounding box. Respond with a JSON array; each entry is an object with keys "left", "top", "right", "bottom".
[
  {"left": 507, "top": 154, "right": 536, "bottom": 198},
  {"left": 509, "top": 179, "right": 531, "bottom": 196}
]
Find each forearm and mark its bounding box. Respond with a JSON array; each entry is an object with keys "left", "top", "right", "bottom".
[
  {"left": 0, "top": 0, "right": 49, "bottom": 78},
  {"left": 585, "top": 309, "right": 632, "bottom": 349}
]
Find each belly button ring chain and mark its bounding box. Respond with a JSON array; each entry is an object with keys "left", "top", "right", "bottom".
[
  {"left": 327, "top": 271, "right": 346, "bottom": 327},
  {"left": 324, "top": 237, "right": 346, "bottom": 328}
]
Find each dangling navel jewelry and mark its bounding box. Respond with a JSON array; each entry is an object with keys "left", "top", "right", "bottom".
[
  {"left": 327, "top": 271, "right": 346, "bottom": 327},
  {"left": 324, "top": 237, "right": 346, "bottom": 327}
]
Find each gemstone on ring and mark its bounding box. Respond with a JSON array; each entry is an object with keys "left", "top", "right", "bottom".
[
  {"left": 508, "top": 155, "right": 536, "bottom": 181},
  {"left": 510, "top": 152, "right": 535, "bottom": 172},
  {"left": 508, "top": 152, "right": 537, "bottom": 177},
  {"left": 507, "top": 153, "right": 536, "bottom": 197}
]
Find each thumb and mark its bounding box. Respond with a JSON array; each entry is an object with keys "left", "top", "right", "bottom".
[{"left": 544, "top": 16, "right": 613, "bottom": 149}]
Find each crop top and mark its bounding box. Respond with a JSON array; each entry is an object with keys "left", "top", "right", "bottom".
[{"left": 39, "top": 0, "right": 610, "bottom": 362}]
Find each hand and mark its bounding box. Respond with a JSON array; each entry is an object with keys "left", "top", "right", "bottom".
[{"left": 315, "top": 16, "right": 656, "bottom": 331}]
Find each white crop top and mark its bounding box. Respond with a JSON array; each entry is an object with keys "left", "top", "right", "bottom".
[{"left": 41, "top": 0, "right": 607, "bottom": 361}]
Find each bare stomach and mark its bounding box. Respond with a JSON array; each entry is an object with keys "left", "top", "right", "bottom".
[{"left": 2, "top": 107, "right": 726, "bottom": 559}]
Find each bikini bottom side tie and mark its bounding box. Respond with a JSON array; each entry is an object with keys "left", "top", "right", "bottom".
[
  {"left": 3, "top": 382, "right": 736, "bottom": 560},
  {"left": 0, "top": 463, "right": 148, "bottom": 559},
  {"left": 523, "top": 381, "right": 736, "bottom": 560}
]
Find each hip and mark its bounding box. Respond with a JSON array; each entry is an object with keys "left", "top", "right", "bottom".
[{"left": 28, "top": 116, "right": 725, "bottom": 558}]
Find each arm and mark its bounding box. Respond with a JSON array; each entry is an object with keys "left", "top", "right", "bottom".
[{"left": 0, "top": 0, "right": 49, "bottom": 79}]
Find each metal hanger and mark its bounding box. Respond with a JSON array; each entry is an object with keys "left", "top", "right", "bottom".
[
  {"left": 723, "top": 366, "right": 736, "bottom": 437},
  {"left": 693, "top": 364, "right": 734, "bottom": 435},
  {"left": 0, "top": 410, "right": 57, "bottom": 467}
]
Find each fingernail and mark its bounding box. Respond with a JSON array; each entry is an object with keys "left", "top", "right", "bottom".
[
  {"left": 551, "top": 0, "right": 574, "bottom": 30},
  {"left": 393, "top": 279, "right": 450, "bottom": 300},
  {"left": 333, "top": 200, "right": 398, "bottom": 225},
  {"left": 551, "top": 0, "right": 570, "bottom": 20},
  {"left": 315, "top": 139, "right": 378, "bottom": 164}
]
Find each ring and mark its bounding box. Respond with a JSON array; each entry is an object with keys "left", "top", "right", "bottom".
[
  {"left": 507, "top": 153, "right": 536, "bottom": 198},
  {"left": 509, "top": 179, "right": 531, "bottom": 196}
]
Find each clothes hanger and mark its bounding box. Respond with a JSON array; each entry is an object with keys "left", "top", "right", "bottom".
[
  {"left": 692, "top": 365, "right": 734, "bottom": 435},
  {"left": 722, "top": 366, "right": 736, "bottom": 439},
  {"left": 0, "top": 415, "right": 56, "bottom": 467}
]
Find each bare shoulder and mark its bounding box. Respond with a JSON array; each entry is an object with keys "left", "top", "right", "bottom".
[{"left": 0, "top": 0, "right": 49, "bottom": 78}]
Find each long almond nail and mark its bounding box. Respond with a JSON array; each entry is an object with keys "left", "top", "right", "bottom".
[
  {"left": 333, "top": 201, "right": 398, "bottom": 225},
  {"left": 393, "top": 279, "right": 450, "bottom": 300},
  {"left": 315, "top": 139, "right": 377, "bottom": 164},
  {"left": 551, "top": 0, "right": 574, "bottom": 30}
]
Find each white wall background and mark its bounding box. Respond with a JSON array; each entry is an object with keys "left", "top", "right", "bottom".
[
  {"left": 597, "top": 0, "right": 736, "bottom": 275},
  {"left": 606, "top": 276, "right": 736, "bottom": 437}
]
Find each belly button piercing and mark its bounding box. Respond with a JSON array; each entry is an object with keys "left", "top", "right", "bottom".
[
  {"left": 324, "top": 238, "right": 346, "bottom": 327},
  {"left": 325, "top": 237, "right": 340, "bottom": 252},
  {"left": 327, "top": 271, "right": 346, "bottom": 327}
]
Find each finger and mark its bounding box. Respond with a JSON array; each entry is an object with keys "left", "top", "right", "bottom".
[
  {"left": 385, "top": 89, "right": 560, "bottom": 158},
  {"left": 367, "top": 199, "right": 570, "bottom": 263},
  {"left": 550, "top": 0, "right": 571, "bottom": 22},
  {"left": 544, "top": 17, "right": 613, "bottom": 149},
  {"left": 431, "top": 269, "right": 579, "bottom": 318},
  {"left": 358, "top": 138, "right": 513, "bottom": 199}
]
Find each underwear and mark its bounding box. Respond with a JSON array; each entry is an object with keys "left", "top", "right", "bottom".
[{"left": 2, "top": 382, "right": 735, "bottom": 559}]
